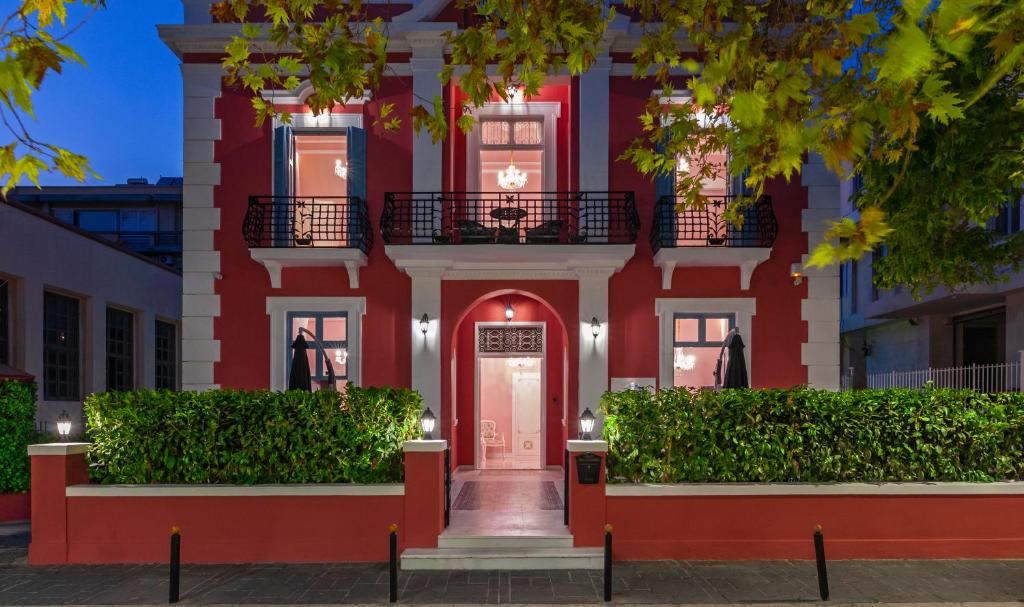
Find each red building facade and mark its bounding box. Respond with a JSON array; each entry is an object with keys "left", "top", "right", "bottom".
[{"left": 161, "top": 0, "right": 840, "bottom": 470}]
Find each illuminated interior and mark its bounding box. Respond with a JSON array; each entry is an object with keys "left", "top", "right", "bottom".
[
  {"left": 673, "top": 316, "right": 732, "bottom": 388},
  {"left": 290, "top": 314, "right": 348, "bottom": 391}
]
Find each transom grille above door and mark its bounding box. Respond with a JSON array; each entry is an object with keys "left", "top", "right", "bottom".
[{"left": 478, "top": 326, "right": 543, "bottom": 353}]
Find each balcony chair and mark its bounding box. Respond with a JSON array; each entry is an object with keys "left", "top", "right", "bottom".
[
  {"left": 457, "top": 219, "right": 498, "bottom": 244},
  {"left": 479, "top": 419, "right": 506, "bottom": 463},
  {"left": 523, "top": 220, "right": 564, "bottom": 244}
]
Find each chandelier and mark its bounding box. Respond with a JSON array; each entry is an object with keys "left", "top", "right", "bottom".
[
  {"left": 334, "top": 159, "right": 347, "bottom": 179},
  {"left": 506, "top": 357, "right": 536, "bottom": 369},
  {"left": 673, "top": 348, "right": 696, "bottom": 371},
  {"left": 497, "top": 152, "right": 527, "bottom": 190}
]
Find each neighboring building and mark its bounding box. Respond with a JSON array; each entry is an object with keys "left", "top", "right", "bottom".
[
  {"left": 159, "top": 0, "right": 841, "bottom": 469},
  {"left": 0, "top": 200, "right": 182, "bottom": 431},
  {"left": 839, "top": 178, "right": 1024, "bottom": 390},
  {"left": 9, "top": 177, "right": 184, "bottom": 269}
]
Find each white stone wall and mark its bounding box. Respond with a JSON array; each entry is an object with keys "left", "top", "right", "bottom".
[{"left": 0, "top": 204, "right": 181, "bottom": 428}]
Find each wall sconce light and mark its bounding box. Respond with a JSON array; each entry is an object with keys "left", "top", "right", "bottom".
[
  {"left": 419, "top": 314, "right": 430, "bottom": 336},
  {"left": 505, "top": 304, "right": 514, "bottom": 322},
  {"left": 790, "top": 263, "right": 805, "bottom": 286},
  {"left": 590, "top": 317, "right": 601, "bottom": 338},
  {"left": 420, "top": 407, "right": 436, "bottom": 440},
  {"left": 579, "top": 407, "right": 596, "bottom": 440},
  {"left": 56, "top": 410, "right": 71, "bottom": 441}
]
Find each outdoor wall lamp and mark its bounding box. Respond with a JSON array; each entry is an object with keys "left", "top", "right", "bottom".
[
  {"left": 419, "top": 314, "right": 430, "bottom": 336},
  {"left": 420, "top": 407, "right": 437, "bottom": 440},
  {"left": 590, "top": 317, "right": 601, "bottom": 338},
  {"left": 56, "top": 410, "right": 71, "bottom": 441},
  {"left": 505, "top": 304, "right": 514, "bottom": 322},
  {"left": 790, "top": 263, "right": 805, "bottom": 286},
  {"left": 579, "top": 407, "right": 596, "bottom": 441}
]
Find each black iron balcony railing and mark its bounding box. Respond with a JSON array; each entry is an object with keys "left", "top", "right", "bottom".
[
  {"left": 381, "top": 191, "right": 639, "bottom": 245},
  {"left": 650, "top": 195, "right": 778, "bottom": 252},
  {"left": 242, "top": 196, "right": 373, "bottom": 253}
]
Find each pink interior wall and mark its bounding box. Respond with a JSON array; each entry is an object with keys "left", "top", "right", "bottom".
[{"left": 479, "top": 357, "right": 542, "bottom": 464}]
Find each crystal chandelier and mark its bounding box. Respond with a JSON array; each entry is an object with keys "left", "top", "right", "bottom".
[
  {"left": 334, "top": 159, "right": 347, "bottom": 179},
  {"left": 497, "top": 153, "right": 527, "bottom": 190},
  {"left": 505, "top": 357, "right": 536, "bottom": 369}
]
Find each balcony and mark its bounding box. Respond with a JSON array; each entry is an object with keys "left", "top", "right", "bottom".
[
  {"left": 650, "top": 195, "right": 779, "bottom": 290},
  {"left": 380, "top": 191, "right": 639, "bottom": 277},
  {"left": 242, "top": 196, "right": 372, "bottom": 288}
]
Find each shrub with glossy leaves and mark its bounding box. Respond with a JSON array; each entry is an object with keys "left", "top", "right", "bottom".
[
  {"left": 0, "top": 379, "right": 37, "bottom": 493},
  {"left": 601, "top": 387, "right": 1024, "bottom": 483},
  {"left": 85, "top": 386, "right": 422, "bottom": 484}
]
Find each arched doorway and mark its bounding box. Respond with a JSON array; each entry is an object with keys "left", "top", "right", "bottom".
[{"left": 450, "top": 290, "right": 570, "bottom": 470}]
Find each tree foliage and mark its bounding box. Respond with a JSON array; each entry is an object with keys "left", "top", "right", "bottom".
[
  {"left": 217, "top": 0, "right": 1024, "bottom": 294},
  {"left": 0, "top": 0, "right": 102, "bottom": 194}
]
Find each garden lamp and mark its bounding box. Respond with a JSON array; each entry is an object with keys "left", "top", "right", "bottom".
[
  {"left": 56, "top": 410, "right": 72, "bottom": 441},
  {"left": 420, "top": 407, "right": 437, "bottom": 440},
  {"left": 580, "top": 408, "right": 596, "bottom": 440}
]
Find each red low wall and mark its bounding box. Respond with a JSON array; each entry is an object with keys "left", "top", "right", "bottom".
[
  {"left": 0, "top": 493, "right": 30, "bottom": 522},
  {"left": 604, "top": 489, "right": 1024, "bottom": 560},
  {"left": 65, "top": 492, "right": 404, "bottom": 564}
]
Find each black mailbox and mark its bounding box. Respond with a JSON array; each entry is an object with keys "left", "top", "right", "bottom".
[{"left": 575, "top": 453, "right": 602, "bottom": 484}]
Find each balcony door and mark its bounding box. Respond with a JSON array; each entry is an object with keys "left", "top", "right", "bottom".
[{"left": 272, "top": 125, "right": 366, "bottom": 247}]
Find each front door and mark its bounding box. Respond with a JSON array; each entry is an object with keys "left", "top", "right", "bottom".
[{"left": 512, "top": 372, "right": 542, "bottom": 467}]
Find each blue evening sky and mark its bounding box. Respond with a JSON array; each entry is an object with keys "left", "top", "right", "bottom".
[{"left": 14, "top": 0, "right": 184, "bottom": 185}]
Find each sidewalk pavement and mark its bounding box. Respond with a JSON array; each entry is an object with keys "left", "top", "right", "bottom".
[{"left": 1, "top": 525, "right": 1023, "bottom": 605}]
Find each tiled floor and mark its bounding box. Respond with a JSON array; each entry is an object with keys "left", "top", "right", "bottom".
[
  {"left": 445, "top": 469, "right": 567, "bottom": 536},
  {"left": 3, "top": 559, "right": 1024, "bottom": 604}
]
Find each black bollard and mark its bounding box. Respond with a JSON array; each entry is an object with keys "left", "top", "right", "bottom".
[
  {"left": 169, "top": 526, "right": 181, "bottom": 604},
  {"left": 603, "top": 524, "right": 613, "bottom": 602},
  {"left": 813, "top": 525, "right": 829, "bottom": 601},
  {"left": 389, "top": 524, "right": 398, "bottom": 603}
]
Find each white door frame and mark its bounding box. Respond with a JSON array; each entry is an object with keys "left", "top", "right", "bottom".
[{"left": 474, "top": 321, "right": 547, "bottom": 469}]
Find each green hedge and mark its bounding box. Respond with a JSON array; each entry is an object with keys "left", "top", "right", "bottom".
[
  {"left": 601, "top": 387, "right": 1024, "bottom": 483},
  {"left": 0, "top": 380, "right": 37, "bottom": 493},
  {"left": 85, "top": 387, "right": 422, "bottom": 484}
]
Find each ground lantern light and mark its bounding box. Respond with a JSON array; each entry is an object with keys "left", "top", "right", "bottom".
[
  {"left": 580, "top": 407, "right": 596, "bottom": 440},
  {"left": 56, "top": 410, "right": 72, "bottom": 441},
  {"left": 420, "top": 407, "right": 437, "bottom": 440}
]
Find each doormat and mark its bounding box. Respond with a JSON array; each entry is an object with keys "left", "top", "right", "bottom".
[{"left": 452, "top": 481, "right": 563, "bottom": 511}]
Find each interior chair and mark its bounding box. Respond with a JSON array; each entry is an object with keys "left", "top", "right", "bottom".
[{"left": 479, "top": 419, "right": 506, "bottom": 464}]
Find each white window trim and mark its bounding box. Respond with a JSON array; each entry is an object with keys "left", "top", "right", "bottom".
[
  {"left": 655, "top": 297, "right": 755, "bottom": 389},
  {"left": 466, "top": 101, "right": 560, "bottom": 192},
  {"left": 266, "top": 297, "right": 366, "bottom": 392},
  {"left": 275, "top": 112, "right": 363, "bottom": 130}
]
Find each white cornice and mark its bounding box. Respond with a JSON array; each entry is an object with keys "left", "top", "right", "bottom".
[
  {"left": 384, "top": 244, "right": 636, "bottom": 280},
  {"left": 67, "top": 483, "right": 404, "bottom": 497},
  {"left": 653, "top": 247, "right": 772, "bottom": 291}
]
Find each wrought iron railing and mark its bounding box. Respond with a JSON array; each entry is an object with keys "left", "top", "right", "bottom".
[
  {"left": 242, "top": 196, "right": 372, "bottom": 252},
  {"left": 380, "top": 191, "right": 639, "bottom": 245},
  {"left": 650, "top": 195, "right": 778, "bottom": 252}
]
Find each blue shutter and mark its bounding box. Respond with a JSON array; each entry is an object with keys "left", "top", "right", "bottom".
[
  {"left": 653, "top": 136, "right": 676, "bottom": 246},
  {"left": 273, "top": 125, "right": 293, "bottom": 246},
  {"left": 346, "top": 126, "right": 367, "bottom": 247}
]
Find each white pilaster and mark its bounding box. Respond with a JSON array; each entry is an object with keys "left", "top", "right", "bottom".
[
  {"left": 577, "top": 268, "right": 612, "bottom": 436},
  {"left": 409, "top": 268, "right": 444, "bottom": 418},
  {"left": 800, "top": 154, "right": 841, "bottom": 390},
  {"left": 181, "top": 63, "right": 223, "bottom": 391},
  {"left": 409, "top": 35, "right": 446, "bottom": 193},
  {"left": 577, "top": 54, "right": 611, "bottom": 191}
]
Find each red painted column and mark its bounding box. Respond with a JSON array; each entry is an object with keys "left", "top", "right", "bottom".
[
  {"left": 403, "top": 440, "right": 447, "bottom": 548},
  {"left": 568, "top": 439, "right": 608, "bottom": 547},
  {"left": 28, "top": 443, "right": 90, "bottom": 565}
]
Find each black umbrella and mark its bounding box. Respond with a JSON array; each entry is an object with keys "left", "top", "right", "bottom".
[
  {"left": 288, "top": 334, "right": 312, "bottom": 391},
  {"left": 722, "top": 331, "right": 749, "bottom": 389}
]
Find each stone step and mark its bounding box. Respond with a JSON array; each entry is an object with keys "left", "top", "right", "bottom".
[
  {"left": 401, "top": 546, "right": 603, "bottom": 570},
  {"left": 438, "top": 533, "right": 574, "bottom": 549}
]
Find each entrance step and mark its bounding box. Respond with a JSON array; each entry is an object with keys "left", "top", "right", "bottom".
[
  {"left": 401, "top": 546, "right": 603, "bottom": 570},
  {"left": 438, "top": 533, "right": 574, "bottom": 550}
]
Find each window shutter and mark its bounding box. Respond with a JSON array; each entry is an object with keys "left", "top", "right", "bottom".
[
  {"left": 345, "top": 126, "right": 367, "bottom": 201},
  {"left": 653, "top": 136, "right": 676, "bottom": 245},
  {"left": 273, "top": 125, "right": 293, "bottom": 197},
  {"left": 653, "top": 136, "right": 675, "bottom": 200}
]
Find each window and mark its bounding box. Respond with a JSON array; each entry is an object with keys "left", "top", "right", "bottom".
[
  {"left": 119, "top": 209, "right": 157, "bottom": 232},
  {"left": 479, "top": 117, "right": 544, "bottom": 193},
  {"left": 672, "top": 313, "right": 735, "bottom": 388},
  {"left": 106, "top": 308, "right": 134, "bottom": 391},
  {"left": 287, "top": 312, "right": 348, "bottom": 391},
  {"left": 52, "top": 208, "right": 74, "bottom": 224},
  {"left": 839, "top": 262, "right": 847, "bottom": 299},
  {"left": 850, "top": 260, "right": 859, "bottom": 314},
  {"left": 76, "top": 210, "right": 118, "bottom": 233},
  {"left": 0, "top": 280, "right": 8, "bottom": 366},
  {"left": 155, "top": 320, "right": 176, "bottom": 390},
  {"left": 43, "top": 292, "right": 79, "bottom": 401}
]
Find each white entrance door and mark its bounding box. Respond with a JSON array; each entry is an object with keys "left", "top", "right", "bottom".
[{"left": 512, "top": 372, "right": 542, "bottom": 468}]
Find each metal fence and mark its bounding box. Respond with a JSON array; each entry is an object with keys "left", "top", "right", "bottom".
[{"left": 862, "top": 356, "right": 1024, "bottom": 392}]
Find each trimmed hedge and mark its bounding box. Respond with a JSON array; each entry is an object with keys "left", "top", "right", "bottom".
[
  {"left": 601, "top": 387, "right": 1024, "bottom": 483},
  {"left": 0, "top": 379, "right": 37, "bottom": 493},
  {"left": 85, "top": 387, "right": 422, "bottom": 484}
]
